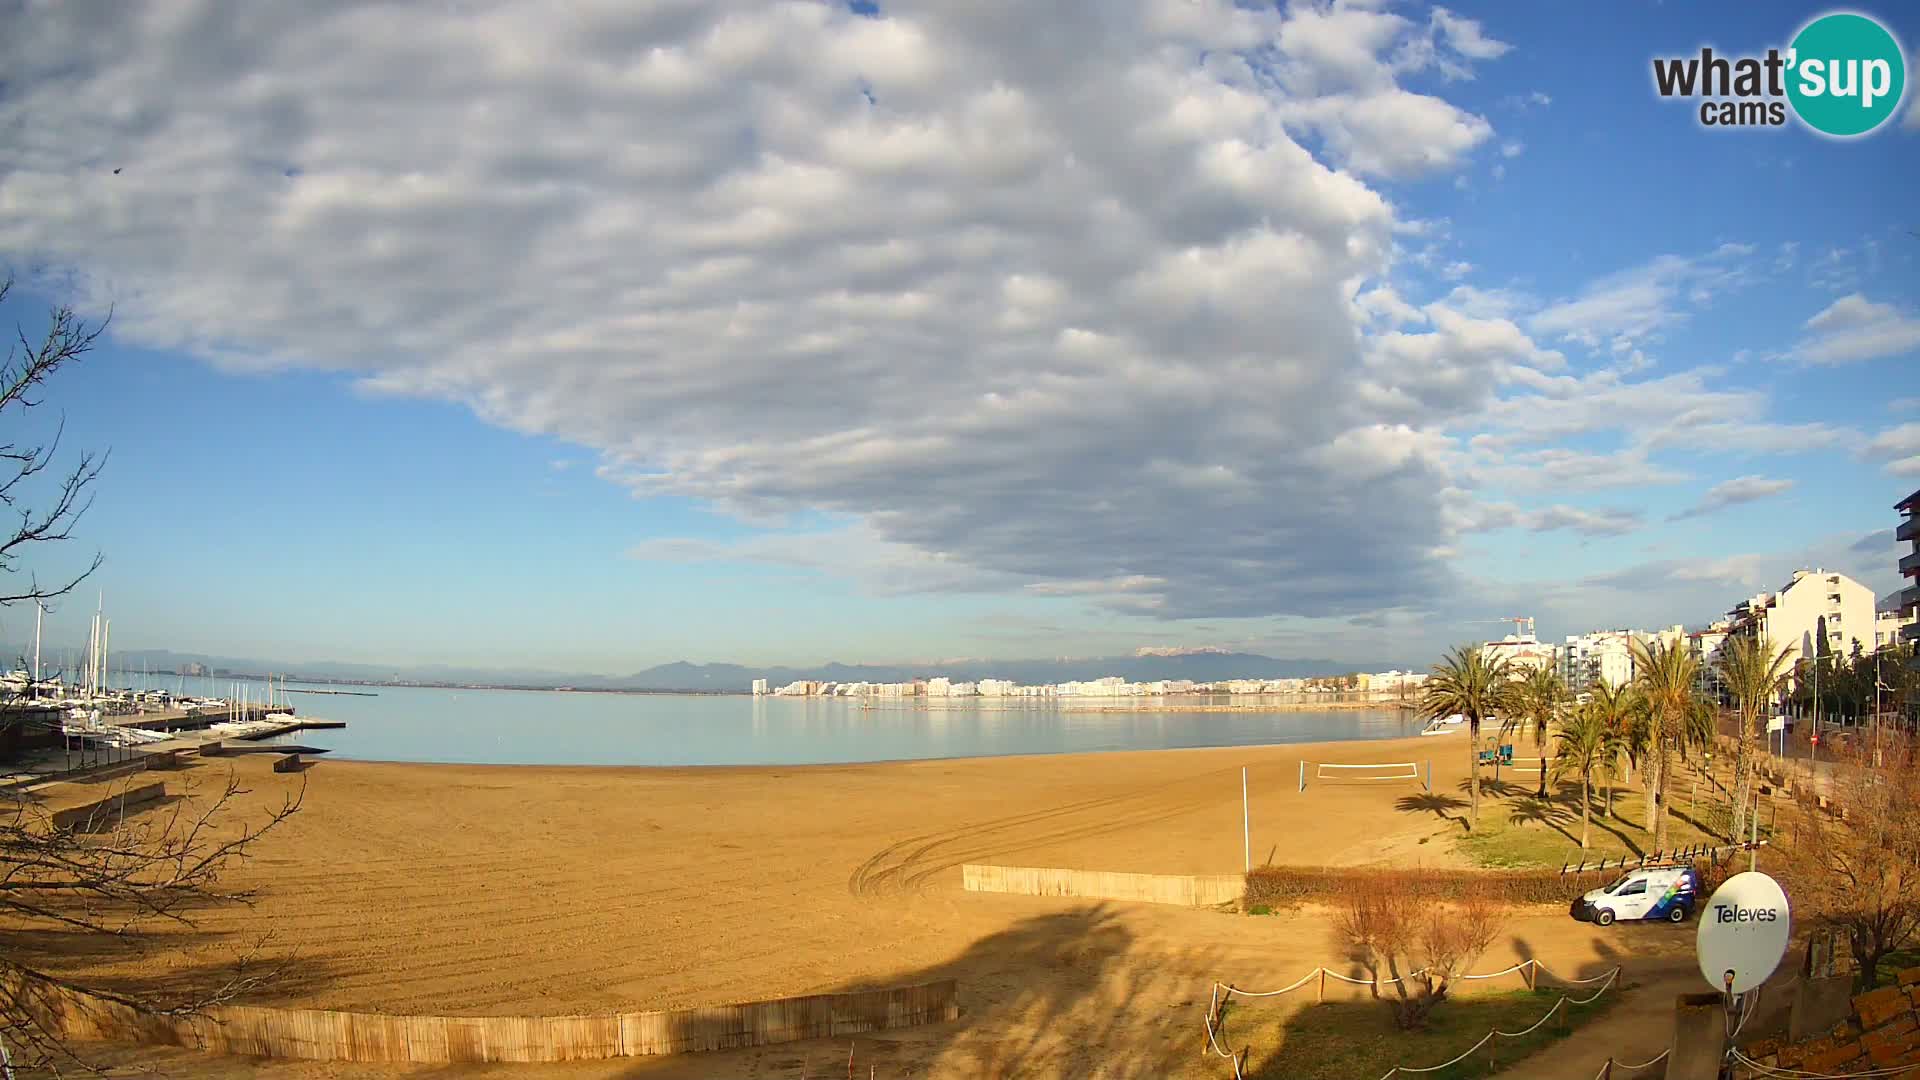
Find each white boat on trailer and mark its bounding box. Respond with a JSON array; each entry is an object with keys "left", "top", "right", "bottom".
[{"left": 1419, "top": 713, "right": 1468, "bottom": 736}]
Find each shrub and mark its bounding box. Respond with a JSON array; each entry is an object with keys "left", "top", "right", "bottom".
[
  {"left": 1336, "top": 872, "right": 1508, "bottom": 1029},
  {"left": 1243, "top": 857, "right": 1746, "bottom": 912}
]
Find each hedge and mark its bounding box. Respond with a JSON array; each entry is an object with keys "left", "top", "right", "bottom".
[{"left": 1244, "top": 858, "right": 1738, "bottom": 910}]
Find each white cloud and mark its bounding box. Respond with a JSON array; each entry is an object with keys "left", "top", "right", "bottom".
[
  {"left": 1865, "top": 423, "right": 1920, "bottom": 477},
  {"left": 3, "top": 0, "right": 1521, "bottom": 622},
  {"left": 1797, "top": 294, "right": 1920, "bottom": 364},
  {"left": 1668, "top": 475, "right": 1794, "bottom": 520},
  {"left": 1441, "top": 260, "right": 1474, "bottom": 280},
  {"left": 1500, "top": 140, "right": 1523, "bottom": 158},
  {"left": 1455, "top": 500, "right": 1643, "bottom": 537},
  {"left": 0, "top": 0, "right": 1857, "bottom": 633},
  {"left": 1282, "top": 89, "right": 1494, "bottom": 177},
  {"left": 1528, "top": 245, "right": 1756, "bottom": 349}
]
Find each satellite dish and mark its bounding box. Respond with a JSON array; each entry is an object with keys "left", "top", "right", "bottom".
[{"left": 1697, "top": 871, "right": 1791, "bottom": 995}]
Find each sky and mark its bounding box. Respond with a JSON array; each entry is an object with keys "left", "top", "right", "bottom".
[{"left": 0, "top": 0, "right": 1915, "bottom": 675}]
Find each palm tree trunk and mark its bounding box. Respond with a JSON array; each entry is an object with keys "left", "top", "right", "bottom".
[
  {"left": 1731, "top": 714, "right": 1752, "bottom": 841},
  {"left": 1537, "top": 754, "right": 1548, "bottom": 800},
  {"left": 1643, "top": 737, "right": 1659, "bottom": 835},
  {"left": 1652, "top": 736, "right": 1670, "bottom": 852},
  {"left": 1580, "top": 774, "right": 1591, "bottom": 849},
  {"left": 1467, "top": 721, "right": 1480, "bottom": 831}
]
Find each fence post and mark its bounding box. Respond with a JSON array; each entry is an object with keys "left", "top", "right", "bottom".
[
  {"left": 1318, "top": 967, "right": 1325, "bottom": 1004},
  {"left": 1299, "top": 759, "right": 1305, "bottom": 793},
  {"left": 1523, "top": 960, "right": 1536, "bottom": 991}
]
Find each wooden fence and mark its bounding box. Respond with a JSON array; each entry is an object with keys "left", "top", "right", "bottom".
[
  {"left": 14, "top": 972, "right": 958, "bottom": 1064},
  {"left": 962, "top": 863, "right": 1243, "bottom": 907}
]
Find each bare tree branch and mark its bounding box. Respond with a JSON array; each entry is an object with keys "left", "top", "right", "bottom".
[
  {"left": 0, "top": 277, "right": 109, "bottom": 609},
  {"left": 0, "top": 769, "right": 304, "bottom": 1071}
]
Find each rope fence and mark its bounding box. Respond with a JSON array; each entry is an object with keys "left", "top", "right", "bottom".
[
  {"left": 1202, "top": 958, "right": 1623, "bottom": 1079},
  {"left": 1372, "top": 970, "right": 1619, "bottom": 1080},
  {"left": 1591, "top": 1049, "right": 1670, "bottom": 1079}
]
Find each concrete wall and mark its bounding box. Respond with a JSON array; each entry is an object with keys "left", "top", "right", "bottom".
[
  {"left": 15, "top": 971, "right": 959, "bottom": 1064},
  {"left": 961, "top": 863, "right": 1243, "bottom": 906}
]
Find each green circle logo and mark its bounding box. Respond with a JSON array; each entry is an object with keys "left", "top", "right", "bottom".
[{"left": 1786, "top": 12, "right": 1906, "bottom": 137}]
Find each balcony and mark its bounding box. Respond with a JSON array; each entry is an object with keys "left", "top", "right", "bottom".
[
  {"left": 1904, "top": 550, "right": 1920, "bottom": 577},
  {"left": 1901, "top": 516, "right": 1920, "bottom": 543}
]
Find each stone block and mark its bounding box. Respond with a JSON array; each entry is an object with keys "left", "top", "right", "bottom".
[
  {"left": 1858, "top": 986, "right": 1912, "bottom": 1029},
  {"left": 1805, "top": 1038, "right": 1864, "bottom": 1073}
]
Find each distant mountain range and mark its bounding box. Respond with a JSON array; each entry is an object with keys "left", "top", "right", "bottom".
[{"left": 0, "top": 645, "right": 1410, "bottom": 693}]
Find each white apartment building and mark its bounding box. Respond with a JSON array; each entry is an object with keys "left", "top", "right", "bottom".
[
  {"left": 1689, "top": 623, "right": 1731, "bottom": 698},
  {"left": 751, "top": 678, "right": 768, "bottom": 696},
  {"left": 1482, "top": 633, "right": 1557, "bottom": 674},
  {"left": 1559, "top": 631, "right": 1639, "bottom": 693},
  {"left": 1726, "top": 568, "right": 1877, "bottom": 666},
  {"left": 1875, "top": 610, "right": 1916, "bottom": 651}
]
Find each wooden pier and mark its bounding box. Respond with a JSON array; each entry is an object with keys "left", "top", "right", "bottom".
[{"left": 117, "top": 705, "right": 296, "bottom": 731}]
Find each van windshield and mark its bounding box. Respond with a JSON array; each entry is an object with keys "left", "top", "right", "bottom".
[{"left": 1603, "top": 876, "right": 1632, "bottom": 894}]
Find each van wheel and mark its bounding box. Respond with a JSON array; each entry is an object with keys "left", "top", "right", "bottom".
[
  {"left": 1668, "top": 906, "right": 1687, "bottom": 924},
  {"left": 1595, "top": 909, "right": 1615, "bottom": 926}
]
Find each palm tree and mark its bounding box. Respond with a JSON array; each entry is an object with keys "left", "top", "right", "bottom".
[
  {"left": 1631, "top": 638, "right": 1702, "bottom": 853},
  {"left": 1515, "top": 666, "right": 1567, "bottom": 799},
  {"left": 1552, "top": 702, "right": 1608, "bottom": 849},
  {"left": 1422, "top": 644, "right": 1514, "bottom": 832},
  {"left": 1718, "top": 634, "right": 1794, "bottom": 841},
  {"left": 1586, "top": 681, "right": 1637, "bottom": 819}
]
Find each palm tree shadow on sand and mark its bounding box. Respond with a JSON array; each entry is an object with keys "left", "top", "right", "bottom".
[{"left": 1395, "top": 792, "right": 1467, "bottom": 824}]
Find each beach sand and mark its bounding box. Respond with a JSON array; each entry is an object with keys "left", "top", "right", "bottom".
[{"left": 14, "top": 734, "right": 1698, "bottom": 1077}]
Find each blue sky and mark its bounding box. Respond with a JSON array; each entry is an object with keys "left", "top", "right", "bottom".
[{"left": 0, "top": 1, "right": 1914, "bottom": 673}]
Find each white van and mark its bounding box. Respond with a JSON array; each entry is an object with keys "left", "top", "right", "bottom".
[{"left": 1570, "top": 866, "right": 1699, "bottom": 926}]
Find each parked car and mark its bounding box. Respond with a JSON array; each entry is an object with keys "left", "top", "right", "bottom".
[{"left": 1569, "top": 866, "right": 1698, "bottom": 926}]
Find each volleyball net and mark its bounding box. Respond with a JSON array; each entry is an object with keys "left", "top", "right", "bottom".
[{"left": 1299, "top": 760, "right": 1430, "bottom": 791}]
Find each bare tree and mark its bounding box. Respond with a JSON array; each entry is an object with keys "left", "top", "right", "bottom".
[
  {"left": 0, "top": 278, "right": 109, "bottom": 610},
  {"left": 1337, "top": 873, "right": 1507, "bottom": 1029},
  {"left": 0, "top": 280, "right": 305, "bottom": 1069},
  {"left": 1777, "top": 737, "right": 1920, "bottom": 989},
  {"left": 1, "top": 773, "right": 304, "bottom": 1070}
]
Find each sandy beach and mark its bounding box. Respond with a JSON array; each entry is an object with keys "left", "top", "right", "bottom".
[{"left": 17, "top": 734, "right": 1699, "bottom": 1078}]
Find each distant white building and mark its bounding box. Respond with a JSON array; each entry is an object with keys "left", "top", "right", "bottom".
[
  {"left": 1482, "top": 633, "right": 1556, "bottom": 674},
  {"left": 751, "top": 678, "right": 768, "bottom": 696},
  {"left": 1876, "top": 610, "right": 1915, "bottom": 651},
  {"left": 1689, "top": 622, "right": 1731, "bottom": 698},
  {"left": 1726, "top": 568, "right": 1877, "bottom": 667},
  {"left": 1560, "top": 631, "right": 1639, "bottom": 693}
]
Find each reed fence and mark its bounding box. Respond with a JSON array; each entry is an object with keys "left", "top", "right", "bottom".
[
  {"left": 11, "top": 972, "right": 958, "bottom": 1064},
  {"left": 962, "top": 863, "right": 1243, "bottom": 906}
]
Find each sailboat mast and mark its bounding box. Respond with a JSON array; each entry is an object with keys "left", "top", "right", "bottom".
[{"left": 32, "top": 602, "right": 41, "bottom": 696}]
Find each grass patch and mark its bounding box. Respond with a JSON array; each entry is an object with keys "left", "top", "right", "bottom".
[
  {"left": 1873, "top": 941, "right": 1920, "bottom": 983},
  {"left": 1233, "top": 986, "right": 1626, "bottom": 1080},
  {"left": 1451, "top": 780, "right": 1746, "bottom": 871}
]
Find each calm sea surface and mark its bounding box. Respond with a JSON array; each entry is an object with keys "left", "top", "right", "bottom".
[{"left": 128, "top": 676, "right": 1422, "bottom": 767}]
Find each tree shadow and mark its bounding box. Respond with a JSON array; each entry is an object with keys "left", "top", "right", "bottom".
[
  {"left": 1506, "top": 798, "right": 1578, "bottom": 845},
  {"left": 1246, "top": 933, "right": 1629, "bottom": 1079},
  {"left": 1395, "top": 793, "right": 1467, "bottom": 823},
  {"left": 563, "top": 904, "right": 1194, "bottom": 1079}
]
